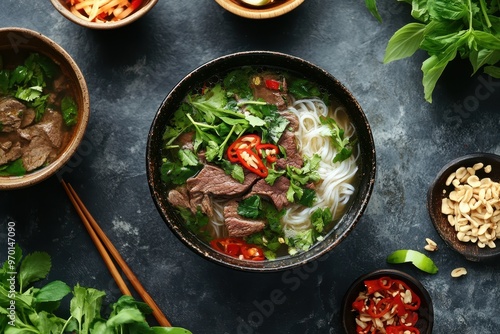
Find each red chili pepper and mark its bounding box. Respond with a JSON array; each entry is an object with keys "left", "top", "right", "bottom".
[
  {"left": 378, "top": 276, "right": 393, "bottom": 290},
  {"left": 386, "top": 325, "right": 420, "bottom": 334},
  {"left": 367, "top": 297, "right": 392, "bottom": 319},
  {"left": 227, "top": 134, "right": 261, "bottom": 162},
  {"left": 130, "top": 0, "right": 143, "bottom": 10},
  {"left": 352, "top": 299, "right": 366, "bottom": 313},
  {"left": 256, "top": 143, "right": 279, "bottom": 163},
  {"left": 210, "top": 238, "right": 244, "bottom": 257},
  {"left": 210, "top": 237, "right": 265, "bottom": 261},
  {"left": 265, "top": 79, "right": 281, "bottom": 90},
  {"left": 364, "top": 279, "right": 382, "bottom": 295},
  {"left": 241, "top": 245, "right": 265, "bottom": 261},
  {"left": 236, "top": 149, "right": 268, "bottom": 177}
]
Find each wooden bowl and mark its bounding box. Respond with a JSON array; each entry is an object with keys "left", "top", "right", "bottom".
[
  {"left": 0, "top": 28, "right": 90, "bottom": 190},
  {"left": 342, "top": 269, "right": 434, "bottom": 334},
  {"left": 214, "top": 0, "right": 304, "bottom": 19},
  {"left": 146, "top": 51, "right": 376, "bottom": 272},
  {"left": 50, "top": 0, "right": 158, "bottom": 29},
  {"left": 427, "top": 153, "right": 500, "bottom": 262}
]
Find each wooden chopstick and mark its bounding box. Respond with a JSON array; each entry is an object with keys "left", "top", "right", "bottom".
[{"left": 61, "top": 180, "right": 172, "bottom": 327}]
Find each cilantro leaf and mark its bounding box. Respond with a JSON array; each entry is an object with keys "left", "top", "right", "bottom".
[
  {"left": 238, "top": 195, "right": 262, "bottom": 219},
  {"left": 18, "top": 251, "right": 51, "bottom": 291}
]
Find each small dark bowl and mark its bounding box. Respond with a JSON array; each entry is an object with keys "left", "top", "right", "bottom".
[
  {"left": 427, "top": 153, "right": 500, "bottom": 262},
  {"left": 146, "top": 51, "right": 376, "bottom": 272},
  {"left": 342, "top": 269, "right": 434, "bottom": 334}
]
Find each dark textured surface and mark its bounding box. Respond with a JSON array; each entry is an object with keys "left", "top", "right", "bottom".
[{"left": 1, "top": 1, "right": 500, "bottom": 333}]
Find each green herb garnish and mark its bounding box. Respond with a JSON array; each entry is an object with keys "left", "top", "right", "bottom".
[
  {"left": 366, "top": 0, "right": 500, "bottom": 102},
  {"left": 0, "top": 245, "right": 192, "bottom": 333}
]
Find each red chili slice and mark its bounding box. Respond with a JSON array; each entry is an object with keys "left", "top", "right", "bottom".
[
  {"left": 236, "top": 148, "right": 268, "bottom": 177},
  {"left": 256, "top": 143, "right": 279, "bottom": 163},
  {"left": 210, "top": 237, "right": 265, "bottom": 261},
  {"left": 227, "top": 134, "right": 261, "bottom": 162},
  {"left": 264, "top": 79, "right": 281, "bottom": 90}
]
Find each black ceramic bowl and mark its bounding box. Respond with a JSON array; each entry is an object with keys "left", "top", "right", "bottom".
[
  {"left": 342, "top": 269, "right": 434, "bottom": 334},
  {"left": 146, "top": 51, "right": 376, "bottom": 272},
  {"left": 428, "top": 153, "right": 500, "bottom": 262}
]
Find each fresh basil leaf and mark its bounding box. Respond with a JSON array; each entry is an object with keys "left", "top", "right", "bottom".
[
  {"left": 428, "top": 0, "right": 469, "bottom": 21},
  {"left": 365, "top": 0, "right": 382, "bottom": 22},
  {"left": 384, "top": 23, "right": 426, "bottom": 63},
  {"left": 484, "top": 65, "right": 500, "bottom": 77}
]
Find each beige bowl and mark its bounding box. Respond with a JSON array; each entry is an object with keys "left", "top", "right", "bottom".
[
  {"left": 0, "top": 28, "right": 90, "bottom": 190},
  {"left": 215, "top": 0, "right": 304, "bottom": 19},
  {"left": 50, "top": 0, "right": 158, "bottom": 29}
]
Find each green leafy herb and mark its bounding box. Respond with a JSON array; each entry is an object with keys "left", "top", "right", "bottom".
[
  {"left": 0, "top": 247, "right": 192, "bottom": 334},
  {"left": 285, "top": 154, "right": 321, "bottom": 203},
  {"left": 61, "top": 96, "right": 78, "bottom": 126},
  {"left": 367, "top": 0, "right": 500, "bottom": 102},
  {"left": 238, "top": 195, "right": 262, "bottom": 219},
  {"left": 386, "top": 249, "right": 439, "bottom": 274},
  {"left": 0, "top": 159, "right": 26, "bottom": 176},
  {"left": 319, "top": 116, "right": 354, "bottom": 163},
  {"left": 366, "top": 0, "right": 500, "bottom": 103}
]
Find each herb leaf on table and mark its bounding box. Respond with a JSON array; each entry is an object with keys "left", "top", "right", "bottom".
[
  {"left": 367, "top": 0, "right": 500, "bottom": 102},
  {"left": 0, "top": 247, "right": 192, "bottom": 334}
]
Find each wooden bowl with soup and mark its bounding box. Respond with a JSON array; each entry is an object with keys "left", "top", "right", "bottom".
[
  {"left": 0, "top": 28, "right": 90, "bottom": 190},
  {"left": 146, "top": 51, "right": 376, "bottom": 272}
]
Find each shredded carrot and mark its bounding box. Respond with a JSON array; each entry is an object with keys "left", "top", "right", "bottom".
[{"left": 65, "top": 0, "right": 143, "bottom": 22}]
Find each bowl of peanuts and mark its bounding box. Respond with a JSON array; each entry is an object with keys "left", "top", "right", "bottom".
[
  {"left": 342, "top": 269, "right": 434, "bottom": 334},
  {"left": 427, "top": 153, "right": 500, "bottom": 262}
]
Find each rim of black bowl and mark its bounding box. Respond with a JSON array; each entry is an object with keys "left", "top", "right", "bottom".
[
  {"left": 427, "top": 152, "right": 500, "bottom": 262},
  {"left": 342, "top": 269, "right": 434, "bottom": 334},
  {"left": 146, "top": 51, "right": 376, "bottom": 272}
]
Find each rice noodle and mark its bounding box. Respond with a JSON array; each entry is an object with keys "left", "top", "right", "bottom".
[{"left": 281, "top": 98, "right": 358, "bottom": 232}]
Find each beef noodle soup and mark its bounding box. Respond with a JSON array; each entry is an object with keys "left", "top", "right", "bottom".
[
  {"left": 161, "top": 66, "right": 359, "bottom": 261},
  {"left": 0, "top": 51, "right": 78, "bottom": 176}
]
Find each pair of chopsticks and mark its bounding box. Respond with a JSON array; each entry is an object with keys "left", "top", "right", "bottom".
[{"left": 61, "top": 180, "right": 172, "bottom": 327}]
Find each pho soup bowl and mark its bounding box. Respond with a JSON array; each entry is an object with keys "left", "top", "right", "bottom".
[
  {"left": 342, "top": 269, "right": 434, "bottom": 334},
  {"left": 214, "top": 0, "right": 304, "bottom": 19},
  {"left": 0, "top": 28, "right": 90, "bottom": 190},
  {"left": 50, "top": 0, "right": 158, "bottom": 29},
  {"left": 146, "top": 51, "right": 376, "bottom": 272},
  {"left": 428, "top": 153, "right": 500, "bottom": 262}
]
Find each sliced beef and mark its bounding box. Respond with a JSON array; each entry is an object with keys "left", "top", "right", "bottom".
[
  {"left": 279, "top": 110, "right": 299, "bottom": 131},
  {"left": 224, "top": 200, "right": 266, "bottom": 237},
  {"left": 36, "top": 110, "right": 64, "bottom": 148},
  {"left": 22, "top": 135, "right": 54, "bottom": 171},
  {"left": 187, "top": 164, "right": 260, "bottom": 197},
  {"left": 167, "top": 185, "right": 191, "bottom": 209},
  {"left": 0, "top": 97, "right": 26, "bottom": 132},
  {"left": 245, "top": 177, "right": 291, "bottom": 211},
  {"left": 20, "top": 108, "right": 36, "bottom": 128},
  {"left": 250, "top": 73, "right": 291, "bottom": 111},
  {"left": 0, "top": 142, "right": 22, "bottom": 165},
  {"left": 275, "top": 130, "right": 303, "bottom": 170}
]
